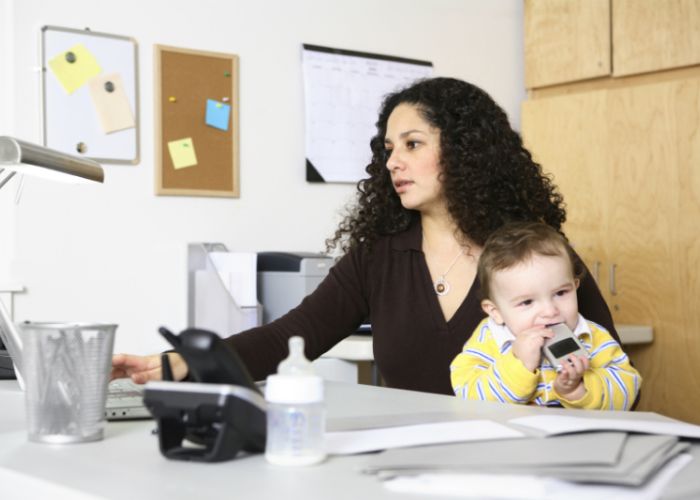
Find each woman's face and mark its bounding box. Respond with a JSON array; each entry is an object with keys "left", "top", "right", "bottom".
[{"left": 384, "top": 103, "right": 444, "bottom": 214}]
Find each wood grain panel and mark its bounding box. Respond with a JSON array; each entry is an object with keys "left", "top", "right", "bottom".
[
  {"left": 524, "top": 0, "right": 611, "bottom": 89},
  {"left": 610, "top": 78, "right": 700, "bottom": 422},
  {"left": 521, "top": 90, "right": 610, "bottom": 291},
  {"left": 613, "top": 0, "right": 700, "bottom": 76},
  {"left": 521, "top": 78, "right": 700, "bottom": 422}
]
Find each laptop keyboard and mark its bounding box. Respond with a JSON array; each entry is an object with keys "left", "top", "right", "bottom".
[{"left": 107, "top": 378, "right": 144, "bottom": 405}]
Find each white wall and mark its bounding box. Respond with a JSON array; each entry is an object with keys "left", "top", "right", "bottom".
[
  {"left": 3, "top": 0, "right": 525, "bottom": 354},
  {"left": 0, "top": 0, "right": 17, "bottom": 287}
]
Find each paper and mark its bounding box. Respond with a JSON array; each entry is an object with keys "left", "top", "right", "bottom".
[
  {"left": 205, "top": 99, "right": 231, "bottom": 131},
  {"left": 325, "top": 420, "right": 524, "bottom": 455},
  {"left": 366, "top": 434, "right": 686, "bottom": 488},
  {"left": 88, "top": 73, "right": 135, "bottom": 134},
  {"left": 48, "top": 44, "right": 102, "bottom": 95},
  {"left": 302, "top": 45, "right": 433, "bottom": 183},
  {"left": 510, "top": 414, "right": 700, "bottom": 440},
  {"left": 208, "top": 252, "right": 258, "bottom": 307},
  {"left": 167, "top": 138, "right": 198, "bottom": 169},
  {"left": 381, "top": 453, "right": 693, "bottom": 500},
  {"left": 364, "top": 433, "right": 627, "bottom": 473}
]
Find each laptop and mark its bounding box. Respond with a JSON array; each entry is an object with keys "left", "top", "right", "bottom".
[{"left": 0, "top": 298, "right": 151, "bottom": 420}]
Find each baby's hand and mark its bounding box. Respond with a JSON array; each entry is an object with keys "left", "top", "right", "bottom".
[
  {"left": 553, "top": 354, "right": 590, "bottom": 398},
  {"left": 512, "top": 326, "right": 553, "bottom": 372}
]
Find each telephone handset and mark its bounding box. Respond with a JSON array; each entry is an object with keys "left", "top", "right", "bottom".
[
  {"left": 158, "top": 326, "right": 260, "bottom": 391},
  {"left": 143, "top": 326, "right": 266, "bottom": 462}
]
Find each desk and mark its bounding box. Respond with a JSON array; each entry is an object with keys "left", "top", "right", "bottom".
[{"left": 0, "top": 380, "right": 698, "bottom": 499}]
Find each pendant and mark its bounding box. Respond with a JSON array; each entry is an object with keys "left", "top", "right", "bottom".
[{"left": 434, "top": 277, "right": 450, "bottom": 296}]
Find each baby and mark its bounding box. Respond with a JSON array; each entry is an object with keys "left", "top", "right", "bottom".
[{"left": 450, "top": 222, "right": 641, "bottom": 410}]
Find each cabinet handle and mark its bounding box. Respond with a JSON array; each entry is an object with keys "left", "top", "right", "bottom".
[
  {"left": 592, "top": 261, "right": 601, "bottom": 283},
  {"left": 609, "top": 263, "right": 617, "bottom": 296}
]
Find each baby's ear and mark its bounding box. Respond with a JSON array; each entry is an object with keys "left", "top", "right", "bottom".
[
  {"left": 574, "top": 278, "right": 580, "bottom": 290},
  {"left": 481, "top": 299, "right": 504, "bottom": 325}
]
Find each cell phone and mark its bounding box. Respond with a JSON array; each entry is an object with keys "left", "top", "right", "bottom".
[{"left": 542, "top": 323, "right": 588, "bottom": 372}]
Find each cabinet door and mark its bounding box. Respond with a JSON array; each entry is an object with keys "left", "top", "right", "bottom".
[
  {"left": 524, "top": 0, "right": 611, "bottom": 88},
  {"left": 521, "top": 90, "right": 611, "bottom": 292},
  {"left": 605, "top": 77, "right": 700, "bottom": 422},
  {"left": 613, "top": 0, "right": 700, "bottom": 76},
  {"left": 522, "top": 79, "right": 700, "bottom": 423}
]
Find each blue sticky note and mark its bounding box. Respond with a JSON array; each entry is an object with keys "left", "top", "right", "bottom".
[{"left": 205, "top": 99, "right": 231, "bottom": 131}]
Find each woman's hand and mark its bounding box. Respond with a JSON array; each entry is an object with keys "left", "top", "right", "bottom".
[
  {"left": 553, "top": 354, "right": 589, "bottom": 399},
  {"left": 111, "top": 352, "right": 188, "bottom": 384}
]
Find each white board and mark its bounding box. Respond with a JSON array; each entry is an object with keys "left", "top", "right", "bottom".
[{"left": 41, "top": 25, "right": 139, "bottom": 164}]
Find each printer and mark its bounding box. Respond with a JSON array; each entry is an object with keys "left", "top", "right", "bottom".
[{"left": 256, "top": 252, "right": 333, "bottom": 324}]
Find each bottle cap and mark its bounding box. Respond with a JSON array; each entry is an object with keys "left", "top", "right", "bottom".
[{"left": 265, "top": 336, "right": 323, "bottom": 404}]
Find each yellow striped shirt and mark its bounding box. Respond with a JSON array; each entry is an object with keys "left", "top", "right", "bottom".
[{"left": 450, "top": 315, "right": 642, "bottom": 410}]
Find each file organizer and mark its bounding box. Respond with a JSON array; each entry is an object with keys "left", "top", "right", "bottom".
[{"left": 187, "top": 243, "right": 262, "bottom": 336}]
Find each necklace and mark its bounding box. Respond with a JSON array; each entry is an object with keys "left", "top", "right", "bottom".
[{"left": 433, "top": 247, "right": 465, "bottom": 296}]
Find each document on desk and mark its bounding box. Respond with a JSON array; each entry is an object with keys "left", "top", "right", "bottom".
[
  {"left": 363, "top": 432, "right": 627, "bottom": 472},
  {"left": 510, "top": 415, "right": 700, "bottom": 439},
  {"left": 381, "top": 453, "right": 693, "bottom": 500},
  {"left": 325, "top": 419, "right": 524, "bottom": 455},
  {"left": 365, "top": 434, "right": 688, "bottom": 487}
]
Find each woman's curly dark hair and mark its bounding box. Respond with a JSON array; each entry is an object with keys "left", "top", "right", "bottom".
[{"left": 326, "top": 77, "right": 566, "bottom": 253}]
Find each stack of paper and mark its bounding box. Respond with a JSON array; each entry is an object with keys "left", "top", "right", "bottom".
[
  {"left": 362, "top": 433, "right": 689, "bottom": 487},
  {"left": 329, "top": 413, "right": 700, "bottom": 498}
]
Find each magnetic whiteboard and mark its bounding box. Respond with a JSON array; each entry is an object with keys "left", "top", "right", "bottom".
[{"left": 41, "top": 25, "right": 139, "bottom": 164}]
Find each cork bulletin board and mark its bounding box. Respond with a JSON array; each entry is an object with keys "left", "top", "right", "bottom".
[{"left": 155, "top": 45, "right": 239, "bottom": 197}]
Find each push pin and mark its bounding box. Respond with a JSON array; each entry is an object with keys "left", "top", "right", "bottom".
[
  {"left": 224, "top": 71, "right": 231, "bottom": 77},
  {"left": 216, "top": 102, "right": 223, "bottom": 108},
  {"left": 222, "top": 97, "right": 230, "bottom": 103},
  {"left": 76, "top": 142, "right": 88, "bottom": 154},
  {"left": 104, "top": 81, "right": 115, "bottom": 93},
  {"left": 65, "top": 51, "right": 77, "bottom": 63},
  {"left": 168, "top": 96, "right": 177, "bottom": 103}
]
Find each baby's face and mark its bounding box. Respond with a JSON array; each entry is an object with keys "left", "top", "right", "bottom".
[{"left": 487, "top": 253, "right": 579, "bottom": 336}]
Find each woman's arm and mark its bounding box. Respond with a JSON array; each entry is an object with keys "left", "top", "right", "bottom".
[{"left": 226, "top": 247, "right": 371, "bottom": 381}]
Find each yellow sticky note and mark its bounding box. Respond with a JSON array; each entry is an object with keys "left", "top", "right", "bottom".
[
  {"left": 167, "top": 138, "right": 198, "bottom": 169},
  {"left": 48, "top": 44, "right": 102, "bottom": 94}
]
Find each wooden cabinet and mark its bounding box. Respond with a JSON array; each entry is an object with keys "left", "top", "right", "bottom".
[
  {"left": 524, "top": 0, "right": 611, "bottom": 88},
  {"left": 522, "top": 77, "right": 700, "bottom": 423},
  {"left": 525, "top": 0, "right": 700, "bottom": 88},
  {"left": 613, "top": 0, "right": 700, "bottom": 76}
]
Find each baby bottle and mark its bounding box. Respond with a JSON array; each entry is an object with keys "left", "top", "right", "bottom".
[{"left": 264, "top": 336, "right": 326, "bottom": 466}]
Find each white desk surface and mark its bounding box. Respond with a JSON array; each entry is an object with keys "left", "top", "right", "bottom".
[{"left": 0, "top": 380, "right": 698, "bottom": 500}]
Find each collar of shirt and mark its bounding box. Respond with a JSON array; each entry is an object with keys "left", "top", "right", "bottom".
[{"left": 488, "top": 314, "right": 592, "bottom": 350}]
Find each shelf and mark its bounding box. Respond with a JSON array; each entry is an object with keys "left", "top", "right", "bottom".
[
  {"left": 617, "top": 324, "right": 653, "bottom": 345},
  {"left": 323, "top": 323, "right": 653, "bottom": 363},
  {"left": 321, "top": 335, "right": 373, "bottom": 361}
]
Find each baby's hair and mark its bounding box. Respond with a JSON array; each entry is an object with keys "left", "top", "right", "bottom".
[{"left": 478, "top": 222, "right": 582, "bottom": 300}]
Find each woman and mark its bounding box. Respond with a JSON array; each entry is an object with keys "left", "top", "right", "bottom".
[{"left": 112, "top": 77, "right": 618, "bottom": 395}]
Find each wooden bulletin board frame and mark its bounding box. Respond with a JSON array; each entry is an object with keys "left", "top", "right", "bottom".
[{"left": 155, "top": 45, "right": 239, "bottom": 197}]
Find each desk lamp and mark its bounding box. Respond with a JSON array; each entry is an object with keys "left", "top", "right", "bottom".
[
  {"left": 0, "top": 136, "right": 104, "bottom": 379},
  {"left": 0, "top": 136, "right": 103, "bottom": 188}
]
